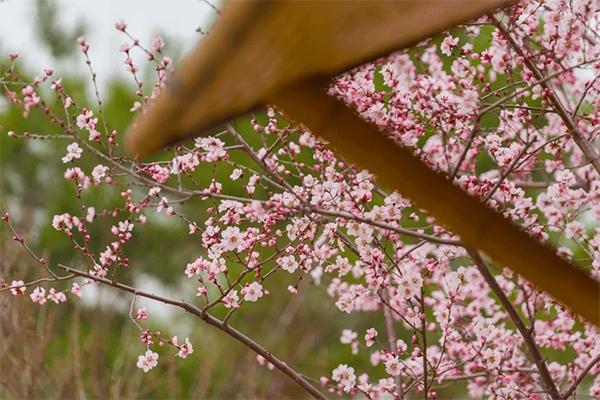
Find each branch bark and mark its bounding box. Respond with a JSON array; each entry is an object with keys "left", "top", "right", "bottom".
[
  {"left": 560, "top": 354, "right": 600, "bottom": 399},
  {"left": 467, "top": 249, "right": 560, "bottom": 400}
]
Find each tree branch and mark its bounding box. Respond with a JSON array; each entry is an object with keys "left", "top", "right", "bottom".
[
  {"left": 560, "top": 354, "right": 600, "bottom": 399},
  {"left": 57, "top": 265, "right": 327, "bottom": 400},
  {"left": 467, "top": 249, "right": 560, "bottom": 400}
]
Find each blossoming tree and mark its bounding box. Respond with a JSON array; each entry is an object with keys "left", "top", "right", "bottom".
[{"left": 2, "top": 0, "right": 600, "bottom": 398}]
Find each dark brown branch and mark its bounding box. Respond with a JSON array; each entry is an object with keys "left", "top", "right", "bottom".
[
  {"left": 560, "top": 354, "right": 600, "bottom": 399},
  {"left": 467, "top": 249, "right": 560, "bottom": 400}
]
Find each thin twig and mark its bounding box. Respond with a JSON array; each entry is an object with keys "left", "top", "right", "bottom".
[
  {"left": 420, "top": 288, "right": 428, "bottom": 399},
  {"left": 560, "top": 354, "right": 600, "bottom": 399},
  {"left": 382, "top": 289, "right": 403, "bottom": 398}
]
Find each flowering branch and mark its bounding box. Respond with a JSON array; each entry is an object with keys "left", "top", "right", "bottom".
[
  {"left": 489, "top": 13, "right": 600, "bottom": 175},
  {"left": 57, "top": 264, "right": 327, "bottom": 400},
  {"left": 467, "top": 249, "right": 561, "bottom": 399}
]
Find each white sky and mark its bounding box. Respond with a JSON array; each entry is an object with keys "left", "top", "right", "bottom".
[{"left": 0, "top": 0, "right": 219, "bottom": 88}]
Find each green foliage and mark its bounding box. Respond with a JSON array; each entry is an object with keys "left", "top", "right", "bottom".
[{"left": 34, "top": 0, "right": 86, "bottom": 59}]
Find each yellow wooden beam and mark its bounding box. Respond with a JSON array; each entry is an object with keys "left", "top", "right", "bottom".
[
  {"left": 126, "top": 0, "right": 511, "bottom": 157},
  {"left": 268, "top": 81, "right": 600, "bottom": 326}
]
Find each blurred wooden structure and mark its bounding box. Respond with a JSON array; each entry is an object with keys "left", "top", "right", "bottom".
[{"left": 126, "top": 1, "right": 600, "bottom": 325}]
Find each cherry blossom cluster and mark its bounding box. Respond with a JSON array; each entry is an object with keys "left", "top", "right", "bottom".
[{"left": 2, "top": 1, "right": 600, "bottom": 398}]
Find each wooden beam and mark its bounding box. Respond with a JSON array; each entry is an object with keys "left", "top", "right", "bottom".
[
  {"left": 268, "top": 81, "right": 600, "bottom": 326},
  {"left": 126, "top": 0, "right": 510, "bottom": 157}
]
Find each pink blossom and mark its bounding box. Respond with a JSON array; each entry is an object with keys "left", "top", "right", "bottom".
[
  {"left": 482, "top": 347, "right": 502, "bottom": 370},
  {"left": 230, "top": 168, "right": 243, "bottom": 180},
  {"left": 151, "top": 36, "right": 164, "bottom": 52},
  {"left": 171, "top": 153, "right": 200, "bottom": 174},
  {"left": 91, "top": 164, "right": 108, "bottom": 182},
  {"left": 30, "top": 287, "right": 46, "bottom": 304},
  {"left": 396, "top": 270, "right": 423, "bottom": 300},
  {"left": 277, "top": 255, "right": 298, "bottom": 273},
  {"left": 223, "top": 289, "right": 240, "bottom": 308},
  {"left": 440, "top": 35, "right": 459, "bottom": 56},
  {"left": 9, "top": 280, "right": 25, "bottom": 296},
  {"left": 130, "top": 101, "right": 142, "bottom": 112},
  {"left": 136, "top": 307, "right": 148, "bottom": 320},
  {"left": 146, "top": 165, "right": 170, "bottom": 183},
  {"left": 22, "top": 85, "right": 40, "bottom": 114},
  {"left": 76, "top": 109, "right": 100, "bottom": 141},
  {"left": 195, "top": 137, "right": 226, "bottom": 162},
  {"left": 364, "top": 328, "right": 377, "bottom": 347},
  {"left": 76, "top": 36, "right": 89, "bottom": 54},
  {"left": 396, "top": 339, "right": 407, "bottom": 354},
  {"left": 340, "top": 329, "right": 357, "bottom": 344},
  {"left": 185, "top": 257, "right": 208, "bottom": 277},
  {"left": 62, "top": 142, "right": 83, "bottom": 163},
  {"left": 384, "top": 355, "right": 401, "bottom": 376},
  {"left": 85, "top": 207, "right": 96, "bottom": 223},
  {"left": 47, "top": 288, "right": 67, "bottom": 304},
  {"left": 156, "top": 197, "right": 174, "bottom": 215},
  {"left": 64, "top": 167, "right": 86, "bottom": 181},
  {"left": 175, "top": 337, "right": 193, "bottom": 359},
  {"left": 49, "top": 79, "right": 61, "bottom": 91},
  {"left": 71, "top": 283, "right": 82, "bottom": 297},
  {"left": 136, "top": 350, "right": 159, "bottom": 372},
  {"left": 256, "top": 355, "right": 275, "bottom": 370},
  {"left": 241, "top": 282, "right": 263, "bottom": 302},
  {"left": 99, "top": 245, "right": 118, "bottom": 266},
  {"left": 287, "top": 285, "right": 298, "bottom": 294},
  {"left": 332, "top": 364, "right": 356, "bottom": 392},
  {"left": 221, "top": 226, "right": 244, "bottom": 252},
  {"left": 114, "top": 20, "right": 127, "bottom": 31}
]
